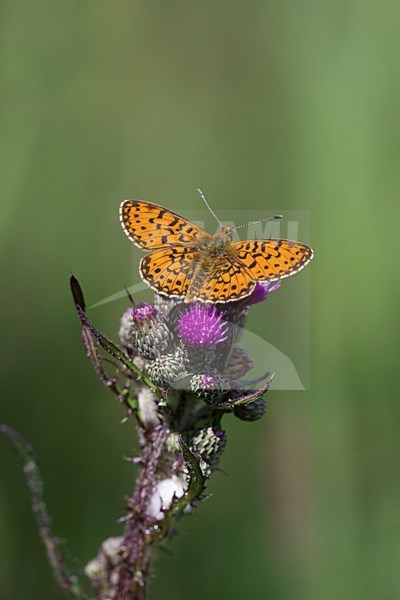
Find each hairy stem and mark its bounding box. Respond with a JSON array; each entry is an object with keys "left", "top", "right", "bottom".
[{"left": 116, "top": 424, "right": 168, "bottom": 599}]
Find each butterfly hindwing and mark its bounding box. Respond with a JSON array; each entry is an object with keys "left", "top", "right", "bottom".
[
  {"left": 195, "top": 256, "right": 256, "bottom": 303},
  {"left": 140, "top": 246, "right": 198, "bottom": 299}
]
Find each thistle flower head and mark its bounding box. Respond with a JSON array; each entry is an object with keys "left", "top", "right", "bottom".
[{"left": 178, "top": 303, "right": 228, "bottom": 349}]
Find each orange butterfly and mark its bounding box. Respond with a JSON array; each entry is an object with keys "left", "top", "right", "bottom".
[{"left": 120, "top": 199, "right": 313, "bottom": 303}]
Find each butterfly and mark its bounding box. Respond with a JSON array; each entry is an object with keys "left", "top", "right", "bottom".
[{"left": 120, "top": 199, "right": 313, "bottom": 303}]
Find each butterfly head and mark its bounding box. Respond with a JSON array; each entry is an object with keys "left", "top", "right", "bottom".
[
  {"left": 198, "top": 226, "right": 234, "bottom": 259},
  {"left": 219, "top": 225, "right": 234, "bottom": 240},
  {"left": 212, "top": 226, "right": 234, "bottom": 248}
]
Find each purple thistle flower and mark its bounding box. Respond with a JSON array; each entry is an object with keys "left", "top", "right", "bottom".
[
  {"left": 132, "top": 302, "right": 157, "bottom": 324},
  {"left": 178, "top": 303, "right": 228, "bottom": 349},
  {"left": 246, "top": 281, "right": 281, "bottom": 306}
]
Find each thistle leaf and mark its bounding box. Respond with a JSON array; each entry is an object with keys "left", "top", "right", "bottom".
[
  {"left": 169, "top": 436, "right": 205, "bottom": 515},
  {"left": 70, "top": 273, "right": 86, "bottom": 312},
  {"left": 215, "top": 374, "right": 274, "bottom": 409},
  {"left": 70, "top": 275, "right": 160, "bottom": 396}
]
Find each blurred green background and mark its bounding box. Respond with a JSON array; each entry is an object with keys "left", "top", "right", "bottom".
[{"left": 1, "top": 1, "right": 400, "bottom": 599}]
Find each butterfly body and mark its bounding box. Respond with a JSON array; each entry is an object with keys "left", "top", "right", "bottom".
[
  {"left": 120, "top": 200, "right": 313, "bottom": 303},
  {"left": 181, "top": 227, "right": 237, "bottom": 301}
]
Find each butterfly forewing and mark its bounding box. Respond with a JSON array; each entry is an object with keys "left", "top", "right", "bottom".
[
  {"left": 233, "top": 239, "right": 313, "bottom": 281},
  {"left": 120, "top": 200, "right": 208, "bottom": 250}
]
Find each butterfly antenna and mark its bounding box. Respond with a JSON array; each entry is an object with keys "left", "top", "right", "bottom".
[
  {"left": 125, "top": 286, "right": 135, "bottom": 306},
  {"left": 232, "top": 214, "right": 282, "bottom": 232},
  {"left": 197, "top": 188, "right": 222, "bottom": 227}
]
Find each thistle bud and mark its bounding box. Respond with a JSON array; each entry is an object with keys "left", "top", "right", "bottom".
[
  {"left": 147, "top": 353, "right": 183, "bottom": 388},
  {"left": 190, "top": 373, "right": 225, "bottom": 402},
  {"left": 234, "top": 396, "right": 267, "bottom": 421},
  {"left": 190, "top": 426, "right": 227, "bottom": 464},
  {"left": 129, "top": 303, "right": 173, "bottom": 359}
]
